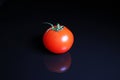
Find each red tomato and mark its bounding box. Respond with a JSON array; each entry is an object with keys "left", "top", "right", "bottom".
[{"left": 43, "top": 23, "right": 74, "bottom": 54}]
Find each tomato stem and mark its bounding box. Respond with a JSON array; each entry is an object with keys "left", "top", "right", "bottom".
[
  {"left": 43, "top": 22, "right": 54, "bottom": 29},
  {"left": 43, "top": 22, "right": 64, "bottom": 31}
]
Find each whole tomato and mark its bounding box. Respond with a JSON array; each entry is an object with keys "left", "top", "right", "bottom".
[{"left": 43, "top": 22, "right": 74, "bottom": 54}]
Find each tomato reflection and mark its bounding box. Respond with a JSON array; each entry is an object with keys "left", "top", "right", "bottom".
[{"left": 43, "top": 53, "right": 71, "bottom": 73}]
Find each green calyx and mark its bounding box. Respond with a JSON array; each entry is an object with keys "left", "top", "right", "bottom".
[{"left": 44, "top": 22, "right": 64, "bottom": 31}]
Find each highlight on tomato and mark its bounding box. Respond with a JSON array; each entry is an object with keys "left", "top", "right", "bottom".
[{"left": 43, "top": 22, "right": 74, "bottom": 54}]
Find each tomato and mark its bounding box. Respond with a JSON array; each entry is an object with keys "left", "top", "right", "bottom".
[{"left": 43, "top": 22, "right": 74, "bottom": 54}]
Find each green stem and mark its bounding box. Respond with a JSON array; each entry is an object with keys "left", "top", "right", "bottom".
[
  {"left": 43, "top": 22, "right": 64, "bottom": 31},
  {"left": 43, "top": 22, "right": 54, "bottom": 29}
]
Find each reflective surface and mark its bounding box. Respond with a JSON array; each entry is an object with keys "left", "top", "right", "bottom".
[
  {"left": 43, "top": 52, "right": 71, "bottom": 73},
  {"left": 1, "top": 1, "right": 120, "bottom": 80}
]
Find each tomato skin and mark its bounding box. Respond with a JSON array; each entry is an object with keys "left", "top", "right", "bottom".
[{"left": 43, "top": 26, "right": 74, "bottom": 54}]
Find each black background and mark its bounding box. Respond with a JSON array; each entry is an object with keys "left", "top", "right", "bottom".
[{"left": 1, "top": 0, "right": 120, "bottom": 80}]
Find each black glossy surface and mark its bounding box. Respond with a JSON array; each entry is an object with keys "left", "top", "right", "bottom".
[{"left": 1, "top": 1, "right": 120, "bottom": 80}]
